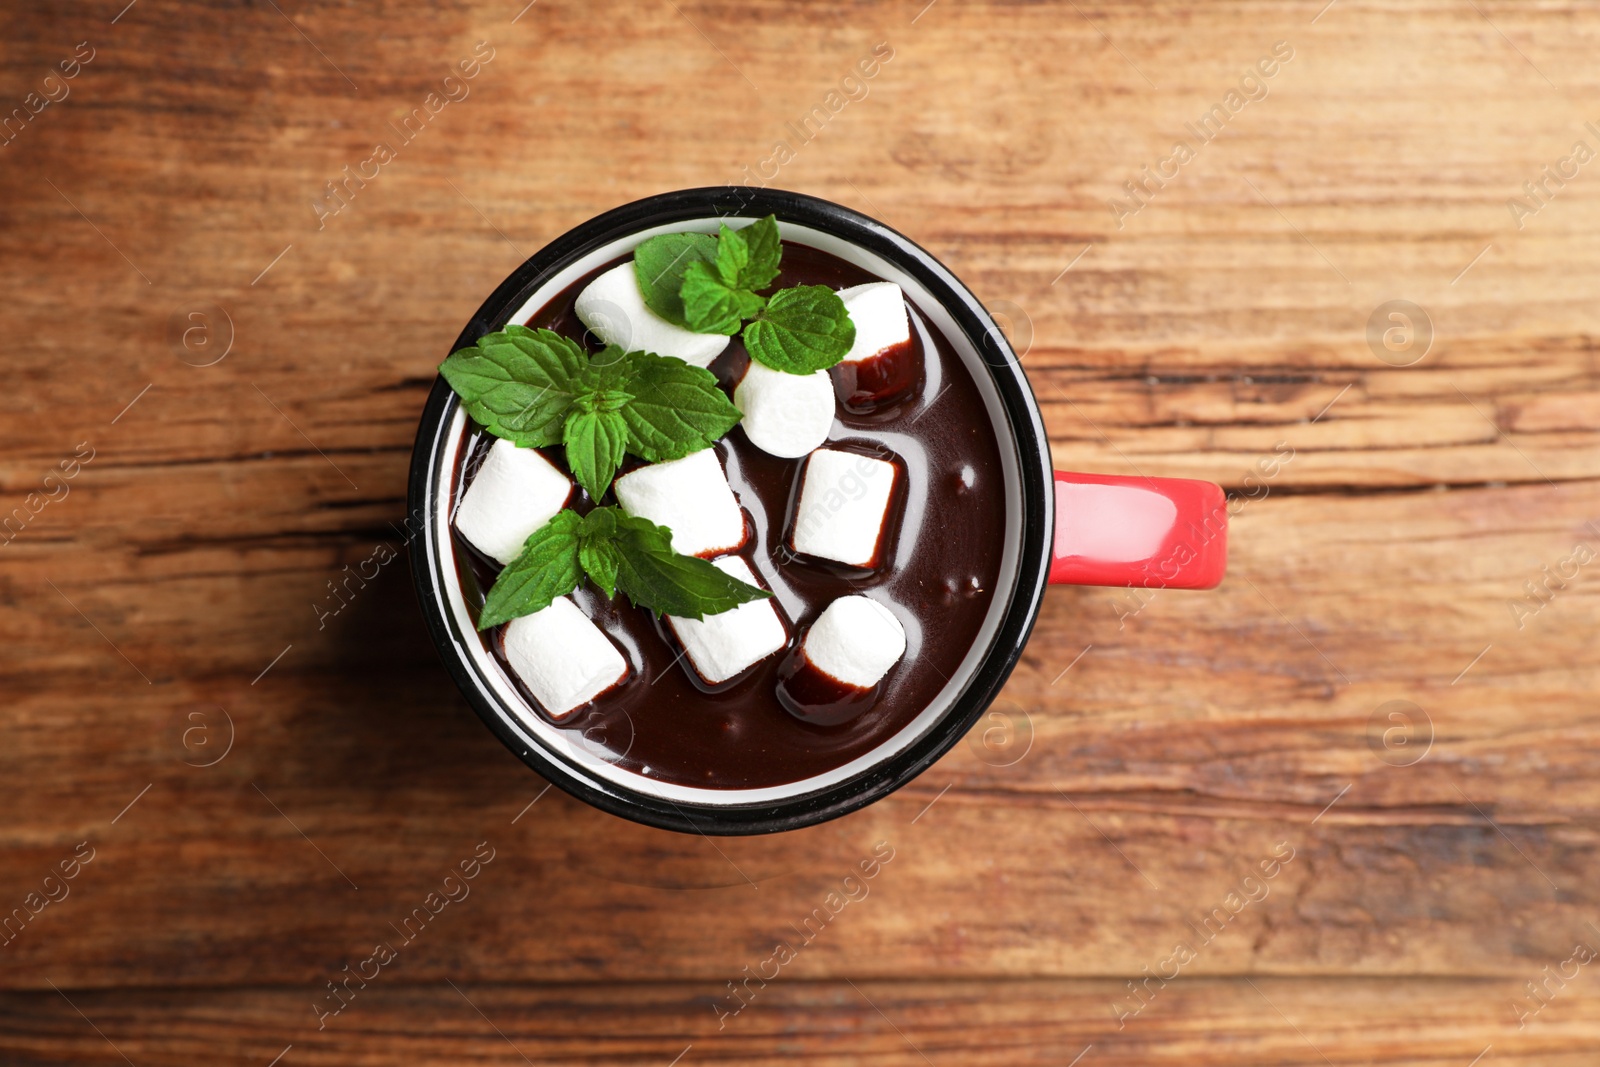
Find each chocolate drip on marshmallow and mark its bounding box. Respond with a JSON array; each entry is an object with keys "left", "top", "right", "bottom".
[
  {"left": 777, "top": 595, "right": 907, "bottom": 726},
  {"left": 788, "top": 447, "right": 902, "bottom": 569},
  {"left": 831, "top": 282, "right": 921, "bottom": 413}
]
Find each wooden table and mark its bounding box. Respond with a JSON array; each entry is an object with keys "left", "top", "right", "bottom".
[{"left": 4, "top": 0, "right": 1599, "bottom": 1062}]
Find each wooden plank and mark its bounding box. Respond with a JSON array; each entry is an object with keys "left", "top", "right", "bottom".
[
  {"left": 2, "top": 979, "right": 1597, "bottom": 1066},
  {"left": 0, "top": 678, "right": 1594, "bottom": 987}
]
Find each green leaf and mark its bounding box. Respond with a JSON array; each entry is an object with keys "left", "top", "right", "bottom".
[
  {"left": 580, "top": 506, "right": 618, "bottom": 540},
  {"left": 742, "top": 285, "right": 857, "bottom": 374},
  {"left": 608, "top": 510, "right": 771, "bottom": 620},
  {"left": 578, "top": 503, "right": 621, "bottom": 577},
  {"left": 681, "top": 260, "right": 766, "bottom": 335},
  {"left": 619, "top": 352, "right": 743, "bottom": 462},
  {"left": 476, "top": 510, "right": 584, "bottom": 630},
  {"left": 576, "top": 507, "right": 623, "bottom": 596},
  {"left": 731, "top": 215, "right": 782, "bottom": 291},
  {"left": 582, "top": 344, "right": 637, "bottom": 393},
  {"left": 633, "top": 232, "right": 717, "bottom": 327},
  {"left": 712, "top": 223, "right": 751, "bottom": 286},
  {"left": 564, "top": 407, "right": 629, "bottom": 500},
  {"left": 579, "top": 538, "right": 621, "bottom": 598},
  {"left": 439, "top": 326, "right": 588, "bottom": 446}
]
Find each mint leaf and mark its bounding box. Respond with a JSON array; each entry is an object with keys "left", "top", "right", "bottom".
[
  {"left": 579, "top": 540, "right": 620, "bottom": 598},
  {"left": 440, "top": 326, "right": 588, "bottom": 446},
  {"left": 580, "top": 505, "right": 618, "bottom": 539},
  {"left": 564, "top": 406, "right": 629, "bottom": 500},
  {"left": 576, "top": 508, "right": 622, "bottom": 596},
  {"left": 743, "top": 285, "right": 857, "bottom": 374},
  {"left": 732, "top": 216, "right": 782, "bottom": 291},
  {"left": 681, "top": 260, "right": 766, "bottom": 335},
  {"left": 609, "top": 510, "right": 770, "bottom": 619},
  {"left": 633, "top": 232, "right": 717, "bottom": 327},
  {"left": 712, "top": 223, "right": 751, "bottom": 285},
  {"left": 477, "top": 510, "right": 583, "bottom": 630},
  {"left": 620, "top": 352, "right": 743, "bottom": 461},
  {"left": 582, "top": 344, "right": 636, "bottom": 393}
]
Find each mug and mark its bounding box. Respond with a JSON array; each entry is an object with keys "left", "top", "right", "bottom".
[{"left": 408, "top": 187, "right": 1226, "bottom": 835}]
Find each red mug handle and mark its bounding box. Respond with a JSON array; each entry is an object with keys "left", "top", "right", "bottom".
[{"left": 1049, "top": 471, "right": 1228, "bottom": 589}]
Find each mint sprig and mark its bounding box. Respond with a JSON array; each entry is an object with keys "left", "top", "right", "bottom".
[
  {"left": 743, "top": 285, "right": 855, "bottom": 374},
  {"left": 440, "top": 333, "right": 741, "bottom": 500},
  {"left": 632, "top": 216, "right": 856, "bottom": 374},
  {"left": 680, "top": 219, "right": 780, "bottom": 335},
  {"left": 477, "top": 505, "right": 770, "bottom": 629}
]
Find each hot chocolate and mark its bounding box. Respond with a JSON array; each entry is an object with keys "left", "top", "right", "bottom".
[{"left": 445, "top": 237, "right": 1006, "bottom": 790}]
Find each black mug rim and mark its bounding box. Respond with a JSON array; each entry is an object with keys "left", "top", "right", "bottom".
[{"left": 407, "top": 187, "right": 1053, "bottom": 836}]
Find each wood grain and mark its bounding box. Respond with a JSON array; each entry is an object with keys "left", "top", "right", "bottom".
[
  {"left": 3, "top": 0, "right": 1600, "bottom": 1062},
  {"left": 4, "top": 979, "right": 1599, "bottom": 1066}
]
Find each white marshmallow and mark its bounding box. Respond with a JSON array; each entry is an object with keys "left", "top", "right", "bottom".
[
  {"left": 501, "top": 597, "right": 628, "bottom": 718},
  {"left": 667, "top": 556, "right": 787, "bottom": 684},
  {"left": 574, "top": 262, "right": 730, "bottom": 367},
  {"left": 791, "top": 448, "right": 898, "bottom": 567},
  {"left": 454, "top": 438, "right": 573, "bottom": 565},
  {"left": 733, "top": 362, "right": 836, "bottom": 458},
  {"left": 613, "top": 448, "right": 747, "bottom": 557},
  {"left": 804, "top": 596, "right": 907, "bottom": 688},
  {"left": 837, "top": 282, "right": 911, "bottom": 364}
]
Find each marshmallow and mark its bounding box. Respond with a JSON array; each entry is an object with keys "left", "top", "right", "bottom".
[
  {"left": 454, "top": 438, "right": 573, "bottom": 565},
  {"left": 733, "top": 361, "right": 835, "bottom": 458},
  {"left": 803, "top": 595, "right": 907, "bottom": 688},
  {"left": 790, "top": 448, "right": 898, "bottom": 568},
  {"left": 501, "top": 596, "right": 628, "bottom": 718},
  {"left": 837, "top": 282, "right": 911, "bottom": 364},
  {"left": 613, "top": 448, "right": 747, "bottom": 557},
  {"left": 667, "top": 556, "right": 788, "bottom": 684},
  {"left": 574, "top": 262, "right": 730, "bottom": 367}
]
